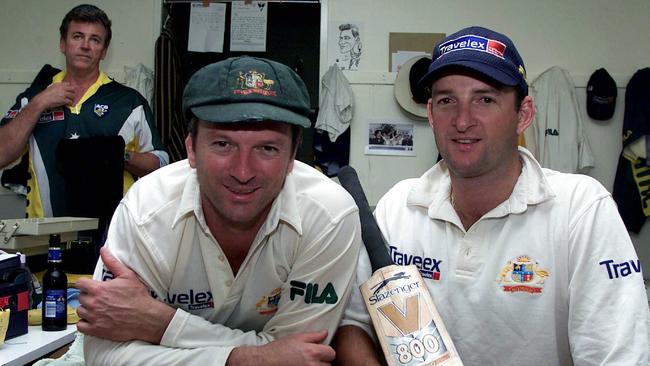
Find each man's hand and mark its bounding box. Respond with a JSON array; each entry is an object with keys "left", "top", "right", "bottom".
[
  {"left": 32, "top": 82, "right": 75, "bottom": 111},
  {"left": 0, "top": 82, "right": 76, "bottom": 168},
  {"left": 227, "top": 330, "right": 335, "bottom": 366},
  {"left": 74, "top": 247, "right": 176, "bottom": 344}
]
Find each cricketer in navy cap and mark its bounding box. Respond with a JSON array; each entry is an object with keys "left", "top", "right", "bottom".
[{"left": 418, "top": 26, "right": 528, "bottom": 97}]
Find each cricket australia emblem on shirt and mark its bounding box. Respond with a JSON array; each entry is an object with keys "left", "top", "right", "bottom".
[
  {"left": 496, "top": 255, "right": 549, "bottom": 294},
  {"left": 256, "top": 287, "right": 281, "bottom": 315},
  {"left": 94, "top": 104, "right": 109, "bottom": 117},
  {"left": 235, "top": 70, "right": 277, "bottom": 96}
]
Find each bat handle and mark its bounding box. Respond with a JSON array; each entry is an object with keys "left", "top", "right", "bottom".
[{"left": 338, "top": 166, "right": 393, "bottom": 272}]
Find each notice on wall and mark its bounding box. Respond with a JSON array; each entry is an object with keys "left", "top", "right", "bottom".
[
  {"left": 391, "top": 50, "right": 428, "bottom": 73},
  {"left": 230, "top": 1, "right": 268, "bottom": 52},
  {"left": 187, "top": 2, "right": 226, "bottom": 53},
  {"left": 388, "top": 32, "right": 445, "bottom": 72}
]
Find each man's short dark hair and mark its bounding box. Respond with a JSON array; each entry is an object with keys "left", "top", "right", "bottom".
[
  {"left": 338, "top": 23, "right": 359, "bottom": 39},
  {"left": 59, "top": 4, "right": 112, "bottom": 47},
  {"left": 187, "top": 117, "right": 303, "bottom": 155}
]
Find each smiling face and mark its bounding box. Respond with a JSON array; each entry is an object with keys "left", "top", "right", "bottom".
[
  {"left": 186, "top": 121, "right": 296, "bottom": 232},
  {"left": 338, "top": 29, "right": 355, "bottom": 53},
  {"left": 59, "top": 21, "right": 108, "bottom": 75},
  {"left": 427, "top": 71, "right": 533, "bottom": 180}
]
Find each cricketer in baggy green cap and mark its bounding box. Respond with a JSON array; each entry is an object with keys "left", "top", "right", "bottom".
[{"left": 183, "top": 56, "right": 311, "bottom": 128}]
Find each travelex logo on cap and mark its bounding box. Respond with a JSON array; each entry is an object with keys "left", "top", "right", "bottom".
[
  {"left": 438, "top": 35, "right": 506, "bottom": 59},
  {"left": 182, "top": 56, "right": 311, "bottom": 127},
  {"left": 419, "top": 26, "right": 528, "bottom": 96}
]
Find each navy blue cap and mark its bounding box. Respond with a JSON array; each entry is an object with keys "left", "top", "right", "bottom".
[
  {"left": 586, "top": 68, "right": 617, "bottom": 121},
  {"left": 418, "top": 26, "right": 528, "bottom": 96}
]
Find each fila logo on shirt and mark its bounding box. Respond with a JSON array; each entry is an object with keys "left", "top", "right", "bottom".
[
  {"left": 545, "top": 128, "right": 559, "bottom": 136},
  {"left": 289, "top": 280, "right": 338, "bottom": 304},
  {"left": 389, "top": 246, "right": 442, "bottom": 280},
  {"left": 599, "top": 259, "right": 642, "bottom": 279}
]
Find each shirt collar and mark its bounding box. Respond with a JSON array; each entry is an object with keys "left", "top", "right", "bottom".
[
  {"left": 52, "top": 70, "right": 112, "bottom": 114},
  {"left": 407, "top": 147, "right": 556, "bottom": 222}
]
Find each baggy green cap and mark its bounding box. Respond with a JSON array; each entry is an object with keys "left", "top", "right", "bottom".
[{"left": 182, "top": 56, "right": 311, "bottom": 127}]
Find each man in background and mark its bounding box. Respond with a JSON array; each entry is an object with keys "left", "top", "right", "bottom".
[
  {"left": 333, "top": 26, "right": 649, "bottom": 365},
  {"left": 0, "top": 4, "right": 167, "bottom": 248}
]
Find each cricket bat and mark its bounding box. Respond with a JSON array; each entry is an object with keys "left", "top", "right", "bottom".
[{"left": 338, "top": 166, "right": 463, "bottom": 366}]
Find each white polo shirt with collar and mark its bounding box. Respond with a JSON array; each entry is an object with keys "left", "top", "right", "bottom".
[
  {"left": 342, "top": 147, "right": 648, "bottom": 366},
  {"left": 84, "top": 159, "right": 361, "bottom": 365}
]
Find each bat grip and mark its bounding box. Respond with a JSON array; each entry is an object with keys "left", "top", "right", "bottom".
[{"left": 338, "top": 166, "right": 393, "bottom": 272}]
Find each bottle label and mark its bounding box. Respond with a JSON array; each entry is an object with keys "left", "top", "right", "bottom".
[
  {"left": 44, "top": 289, "right": 66, "bottom": 319},
  {"left": 48, "top": 248, "right": 62, "bottom": 262}
]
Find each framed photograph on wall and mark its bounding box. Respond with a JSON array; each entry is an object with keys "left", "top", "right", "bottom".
[{"left": 365, "top": 120, "right": 415, "bottom": 156}]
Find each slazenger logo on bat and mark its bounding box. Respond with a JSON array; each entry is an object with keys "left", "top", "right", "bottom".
[
  {"left": 438, "top": 34, "right": 506, "bottom": 59},
  {"left": 368, "top": 275, "right": 420, "bottom": 305},
  {"left": 371, "top": 271, "right": 411, "bottom": 295}
]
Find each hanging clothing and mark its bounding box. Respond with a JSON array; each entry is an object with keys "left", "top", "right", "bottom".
[
  {"left": 154, "top": 28, "right": 187, "bottom": 163},
  {"left": 613, "top": 68, "right": 650, "bottom": 233},
  {"left": 313, "top": 65, "right": 353, "bottom": 177},
  {"left": 124, "top": 63, "right": 154, "bottom": 107},
  {"left": 315, "top": 64, "right": 353, "bottom": 142},
  {"left": 529, "top": 66, "right": 594, "bottom": 173}
]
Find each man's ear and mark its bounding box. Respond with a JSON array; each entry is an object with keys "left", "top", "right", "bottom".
[
  {"left": 516, "top": 95, "right": 535, "bottom": 135},
  {"left": 185, "top": 135, "right": 196, "bottom": 168}
]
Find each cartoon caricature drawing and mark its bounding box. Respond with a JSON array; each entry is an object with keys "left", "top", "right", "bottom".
[{"left": 336, "top": 23, "right": 362, "bottom": 70}]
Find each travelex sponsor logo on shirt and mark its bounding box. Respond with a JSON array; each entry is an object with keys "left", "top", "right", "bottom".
[
  {"left": 496, "top": 255, "right": 549, "bottom": 294},
  {"left": 103, "top": 268, "right": 215, "bottom": 310},
  {"left": 599, "top": 258, "right": 641, "bottom": 279},
  {"left": 37, "top": 108, "right": 65, "bottom": 123},
  {"left": 256, "top": 287, "right": 281, "bottom": 315},
  {"left": 167, "top": 290, "right": 213, "bottom": 310},
  {"left": 101, "top": 269, "right": 215, "bottom": 311},
  {"left": 438, "top": 34, "right": 506, "bottom": 60},
  {"left": 235, "top": 70, "right": 277, "bottom": 96},
  {"left": 389, "top": 246, "right": 442, "bottom": 280},
  {"left": 289, "top": 280, "right": 338, "bottom": 304},
  {"left": 151, "top": 290, "right": 214, "bottom": 311}
]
